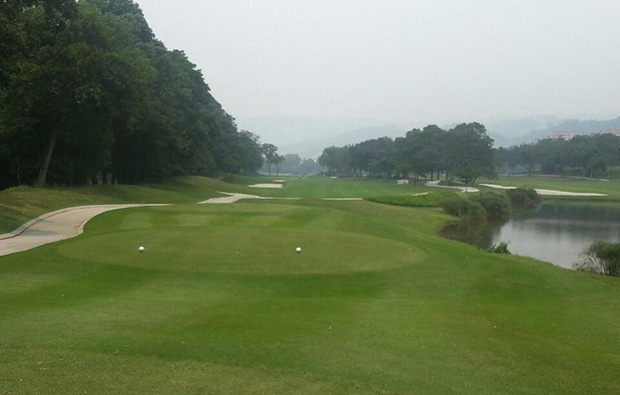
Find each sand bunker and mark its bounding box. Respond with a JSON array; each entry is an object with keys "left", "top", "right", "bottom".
[
  {"left": 412, "top": 192, "right": 429, "bottom": 196},
  {"left": 200, "top": 192, "right": 263, "bottom": 204},
  {"left": 479, "top": 183, "right": 608, "bottom": 197},
  {"left": 272, "top": 180, "right": 286, "bottom": 183},
  {"left": 248, "top": 183, "right": 284, "bottom": 189},
  {"left": 200, "top": 192, "right": 299, "bottom": 204},
  {"left": 321, "top": 198, "right": 363, "bottom": 201}
]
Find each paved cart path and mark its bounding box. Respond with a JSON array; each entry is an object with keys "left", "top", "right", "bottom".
[
  {"left": 0, "top": 204, "right": 167, "bottom": 257},
  {"left": 425, "top": 180, "right": 479, "bottom": 193}
]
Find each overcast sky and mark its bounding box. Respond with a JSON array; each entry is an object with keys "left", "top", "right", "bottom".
[{"left": 137, "top": 0, "right": 620, "bottom": 130}]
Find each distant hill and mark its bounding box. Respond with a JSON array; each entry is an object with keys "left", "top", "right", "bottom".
[
  {"left": 517, "top": 116, "right": 620, "bottom": 144},
  {"left": 235, "top": 116, "right": 389, "bottom": 147},
  {"left": 280, "top": 125, "right": 405, "bottom": 158},
  {"left": 483, "top": 115, "right": 565, "bottom": 147}
]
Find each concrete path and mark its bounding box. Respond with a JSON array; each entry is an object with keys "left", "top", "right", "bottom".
[
  {"left": 0, "top": 204, "right": 167, "bottom": 257},
  {"left": 425, "top": 180, "right": 479, "bottom": 193}
]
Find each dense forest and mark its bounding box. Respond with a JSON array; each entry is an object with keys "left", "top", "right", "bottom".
[
  {"left": 318, "top": 122, "right": 496, "bottom": 185},
  {"left": 0, "top": 0, "right": 267, "bottom": 189},
  {"left": 498, "top": 133, "right": 620, "bottom": 179}
]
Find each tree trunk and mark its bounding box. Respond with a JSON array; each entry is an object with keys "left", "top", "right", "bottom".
[
  {"left": 37, "top": 129, "right": 59, "bottom": 185},
  {"left": 16, "top": 158, "right": 21, "bottom": 186}
]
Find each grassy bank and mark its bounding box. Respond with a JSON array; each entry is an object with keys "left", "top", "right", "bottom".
[
  {"left": 0, "top": 176, "right": 254, "bottom": 234},
  {"left": 1, "top": 177, "right": 619, "bottom": 393}
]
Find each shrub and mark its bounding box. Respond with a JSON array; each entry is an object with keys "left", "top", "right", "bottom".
[
  {"left": 471, "top": 191, "right": 511, "bottom": 222},
  {"left": 506, "top": 188, "right": 541, "bottom": 209},
  {"left": 575, "top": 241, "right": 620, "bottom": 277},
  {"left": 488, "top": 242, "right": 511, "bottom": 254},
  {"left": 439, "top": 196, "right": 486, "bottom": 221}
]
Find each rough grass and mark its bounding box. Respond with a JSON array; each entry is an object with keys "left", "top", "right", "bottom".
[{"left": 1, "top": 192, "right": 619, "bottom": 394}]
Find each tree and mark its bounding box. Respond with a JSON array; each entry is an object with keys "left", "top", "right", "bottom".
[
  {"left": 0, "top": 0, "right": 281, "bottom": 188},
  {"left": 261, "top": 143, "right": 279, "bottom": 176},
  {"left": 444, "top": 123, "right": 495, "bottom": 185},
  {"left": 273, "top": 154, "right": 285, "bottom": 176}
]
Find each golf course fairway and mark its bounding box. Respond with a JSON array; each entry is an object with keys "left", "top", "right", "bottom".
[{"left": 1, "top": 180, "right": 619, "bottom": 394}]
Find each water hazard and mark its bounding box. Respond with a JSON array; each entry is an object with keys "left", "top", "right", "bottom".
[{"left": 444, "top": 203, "right": 620, "bottom": 269}]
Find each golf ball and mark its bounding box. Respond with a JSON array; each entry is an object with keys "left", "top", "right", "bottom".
[
  {"left": 296, "top": 247, "right": 302, "bottom": 253},
  {"left": 138, "top": 246, "right": 145, "bottom": 252}
]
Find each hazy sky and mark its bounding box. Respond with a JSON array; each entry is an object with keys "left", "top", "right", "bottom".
[{"left": 138, "top": 0, "right": 620, "bottom": 128}]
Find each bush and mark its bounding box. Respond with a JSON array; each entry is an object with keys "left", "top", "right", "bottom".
[
  {"left": 506, "top": 188, "right": 541, "bottom": 209},
  {"left": 439, "top": 196, "right": 486, "bottom": 221},
  {"left": 575, "top": 241, "right": 620, "bottom": 277},
  {"left": 471, "top": 191, "right": 511, "bottom": 222},
  {"left": 488, "top": 242, "right": 511, "bottom": 254}
]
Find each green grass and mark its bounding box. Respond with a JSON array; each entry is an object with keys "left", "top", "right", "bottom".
[
  {"left": 237, "top": 175, "right": 432, "bottom": 198},
  {"left": 1, "top": 181, "right": 620, "bottom": 393}
]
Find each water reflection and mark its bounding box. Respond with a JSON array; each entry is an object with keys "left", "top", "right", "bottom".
[{"left": 443, "top": 203, "right": 620, "bottom": 269}]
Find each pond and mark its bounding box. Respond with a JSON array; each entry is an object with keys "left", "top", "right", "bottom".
[{"left": 443, "top": 202, "right": 620, "bottom": 269}]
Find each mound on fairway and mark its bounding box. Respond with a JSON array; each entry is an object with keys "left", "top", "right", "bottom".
[{"left": 57, "top": 227, "right": 425, "bottom": 275}]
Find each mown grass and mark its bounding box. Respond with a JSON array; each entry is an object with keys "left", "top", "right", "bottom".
[
  {"left": 1, "top": 183, "right": 619, "bottom": 394},
  {"left": 238, "top": 175, "right": 431, "bottom": 199}
]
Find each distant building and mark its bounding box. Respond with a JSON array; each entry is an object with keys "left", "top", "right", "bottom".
[{"left": 549, "top": 131, "right": 575, "bottom": 140}]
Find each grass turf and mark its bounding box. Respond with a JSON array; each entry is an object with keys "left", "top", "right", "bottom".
[
  {"left": 1, "top": 185, "right": 619, "bottom": 393},
  {"left": 234, "top": 175, "right": 431, "bottom": 199}
]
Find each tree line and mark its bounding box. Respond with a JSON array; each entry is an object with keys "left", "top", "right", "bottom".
[
  {"left": 259, "top": 153, "right": 322, "bottom": 176},
  {"left": 0, "top": 0, "right": 268, "bottom": 189},
  {"left": 498, "top": 133, "right": 620, "bottom": 178},
  {"left": 318, "top": 122, "right": 496, "bottom": 185}
]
